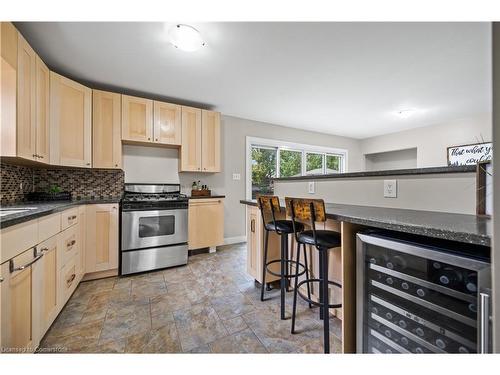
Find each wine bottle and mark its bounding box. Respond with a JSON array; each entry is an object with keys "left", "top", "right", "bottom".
[
  {"left": 465, "top": 272, "right": 478, "bottom": 293},
  {"left": 436, "top": 266, "right": 463, "bottom": 288}
]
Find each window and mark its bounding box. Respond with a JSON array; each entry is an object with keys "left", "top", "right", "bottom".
[
  {"left": 251, "top": 146, "right": 277, "bottom": 199},
  {"left": 246, "top": 137, "right": 348, "bottom": 199},
  {"left": 306, "top": 152, "right": 324, "bottom": 175},
  {"left": 279, "top": 149, "right": 302, "bottom": 178},
  {"left": 326, "top": 154, "right": 342, "bottom": 173}
]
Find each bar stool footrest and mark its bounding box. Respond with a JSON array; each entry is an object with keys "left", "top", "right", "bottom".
[
  {"left": 265, "top": 259, "right": 307, "bottom": 279},
  {"left": 296, "top": 279, "right": 342, "bottom": 309}
]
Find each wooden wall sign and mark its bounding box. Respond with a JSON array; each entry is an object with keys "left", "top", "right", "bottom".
[{"left": 447, "top": 142, "right": 492, "bottom": 166}]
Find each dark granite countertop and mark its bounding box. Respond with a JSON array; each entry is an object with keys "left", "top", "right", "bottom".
[
  {"left": 188, "top": 195, "right": 226, "bottom": 199},
  {"left": 240, "top": 199, "right": 491, "bottom": 247},
  {"left": 274, "top": 165, "right": 476, "bottom": 181},
  {"left": 0, "top": 197, "right": 122, "bottom": 229}
]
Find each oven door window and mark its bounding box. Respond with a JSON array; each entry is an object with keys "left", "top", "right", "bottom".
[{"left": 138, "top": 215, "right": 175, "bottom": 238}]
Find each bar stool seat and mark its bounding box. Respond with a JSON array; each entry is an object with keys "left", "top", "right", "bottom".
[
  {"left": 265, "top": 220, "right": 304, "bottom": 233},
  {"left": 298, "top": 230, "right": 341, "bottom": 249}
]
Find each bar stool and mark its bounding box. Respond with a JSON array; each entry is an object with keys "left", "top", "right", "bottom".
[
  {"left": 285, "top": 197, "right": 342, "bottom": 354},
  {"left": 257, "top": 195, "right": 312, "bottom": 320}
]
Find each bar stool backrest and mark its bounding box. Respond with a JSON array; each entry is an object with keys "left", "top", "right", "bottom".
[
  {"left": 285, "top": 197, "right": 327, "bottom": 246},
  {"left": 257, "top": 195, "right": 281, "bottom": 229}
]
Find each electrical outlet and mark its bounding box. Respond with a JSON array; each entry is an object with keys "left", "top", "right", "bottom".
[
  {"left": 308, "top": 181, "right": 315, "bottom": 194},
  {"left": 232, "top": 173, "right": 241, "bottom": 181},
  {"left": 384, "top": 180, "right": 397, "bottom": 198}
]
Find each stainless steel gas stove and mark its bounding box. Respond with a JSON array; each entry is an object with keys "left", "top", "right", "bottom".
[{"left": 120, "top": 183, "right": 188, "bottom": 275}]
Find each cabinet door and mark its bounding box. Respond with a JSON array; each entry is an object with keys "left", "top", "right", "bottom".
[
  {"left": 121, "top": 94, "right": 153, "bottom": 143},
  {"left": 32, "top": 237, "right": 59, "bottom": 340},
  {"left": 1, "top": 248, "right": 41, "bottom": 351},
  {"left": 180, "top": 106, "right": 202, "bottom": 171},
  {"left": 188, "top": 198, "right": 224, "bottom": 250},
  {"left": 17, "top": 33, "right": 36, "bottom": 161},
  {"left": 1, "top": 22, "right": 18, "bottom": 157},
  {"left": 246, "top": 206, "right": 259, "bottom": 279},
  {"left": 93, "top": 90, "right": 122, "bottom": 169},
  {"left": 50, "top": 72, "right": 92, "bottom": 167},
  {"left": 201, "top": 110, "right": 221, "bottom": 172},
  {"left": 77, "top": 205, "right": 86, "bottom": 280},
  {"left": 35, "top": 55, "right": 49, "bottom": 163},
  {"left": 85, "top": 204, "right": 118, "bottom": 273},
  {"left": 153, "top": 101, "right": 181, "bottom": 145}
]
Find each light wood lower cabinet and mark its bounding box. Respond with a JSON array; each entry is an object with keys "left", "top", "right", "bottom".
[
  {"left": 93, "top": 90, "right": 122, "bottom": 169},
  {"left": 188, "top": 198, "right": 224, "bottom": 250},
  {"left": 85, "top": 204, "right": 118, "bottom": 273},
  {"left": 245, "top": 205, "right": 281, "bottom": 283},
  {"left": 32, "top": 236, "right": 59, "bottom": 339},
  {"left": 1, "top": 247, "right": 40, "bottom": 351},
  {"left": 50, "top": 72, "right": 92, "bottom": 167}
]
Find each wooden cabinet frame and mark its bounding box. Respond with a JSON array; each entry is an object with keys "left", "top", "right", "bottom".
[{"left": 93, "top": 90, "right": 122, "bottom": 169}]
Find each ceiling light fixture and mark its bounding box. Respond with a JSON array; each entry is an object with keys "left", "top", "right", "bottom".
[
  {"left": 396, "top": 108, "right": 417, "bottom": 119},
  {"left": 168, "top": 24, "right": 206, "bottom": 52}
]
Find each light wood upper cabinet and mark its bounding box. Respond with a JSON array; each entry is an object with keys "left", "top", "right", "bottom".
[
  {"left": 35, "top": 55, "right": 49, "bottom": 162},
  {"left": 17, "top": 33, "right": 36, "bottom": 161},
  {"left": 201, "top": 110, "right": 221, "bottom": 172},
  {"left": 180, "top": 107, "right": 221, "bottom": 173},
  {"left": 50, "top": 72, "right": 92, "bottom": 167},
  {"left": 32, "top": 236, "right": 59, "bottom": 339},
  {"left": 121, "top": 94, "right": 153, "bottom": 143},
  {"left": 1, "top": 22, "right": 18, "bottom": 158},
  {"left": 153, "top": 101, "right": 181, "bottom": 145},
  {"left": 188, "top": 198, "right": 224, "bottom": 250},
  {"left": 180, "top": 106, "right": 202, "bottom": 171},
  {"left": 85, "top": 204, "right": 118, "bottom": 273},
  {"left": 93, "top": 90, "right": 122, "bottom": 169}
]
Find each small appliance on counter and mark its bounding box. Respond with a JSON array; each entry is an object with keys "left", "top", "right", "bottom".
[
  {"left": 120, "top": 183, "right": 188, "bottom": 275},
  {"left": 356, "top": 230, "right": 491, "bottom": 354}
]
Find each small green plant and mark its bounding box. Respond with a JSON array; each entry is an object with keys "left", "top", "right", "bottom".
[{"left": 48, "top": 185, "right": 62, "bottom": 194}]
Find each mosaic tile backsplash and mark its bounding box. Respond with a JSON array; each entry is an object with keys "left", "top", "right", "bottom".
[{"left": 1, "top": 162, "right": 124, "bottom": 204}]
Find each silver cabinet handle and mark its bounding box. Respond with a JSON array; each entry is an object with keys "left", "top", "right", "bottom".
[
  {"left": 66, "top": 240, "right": 76, "bottom": 248},
  {"left": 36, "top": 247, "right": 49, "bottom": 256},
  {"left": 0, "top": 277, "right": 4, "bottom": 283},
  {"left": 480, "top": 292, "right": 490, "bottom": 353},
  {"left": 9, "top": 249, "right": 44, "bottom": 273}
]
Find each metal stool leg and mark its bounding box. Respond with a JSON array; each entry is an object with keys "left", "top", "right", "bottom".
[
  {"left": 280, "top": 233, "right": 287, "bottom": 320},
  {"left": 291, "top": 240, "right": 301, "bottom": 333},
  {"left": 303, "top": 244, "right": 312, "bottom": 309},
  {"left": 321, "top": 249, "right": 330, "bottom": 354},
  {"left": 319, "top": 250, "right": 324, "bottom": 320},
  {"left": 260, "top": 229, "right": 270, "bottom": 302}
]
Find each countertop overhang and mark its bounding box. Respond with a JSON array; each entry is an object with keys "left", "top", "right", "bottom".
[{"left": 240, "top": 199, "right": 491, "bottom": 247}]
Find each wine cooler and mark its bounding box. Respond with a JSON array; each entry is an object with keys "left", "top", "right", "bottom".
[{"left": 356, "top": 231, "right": 491, "bottom": 354}]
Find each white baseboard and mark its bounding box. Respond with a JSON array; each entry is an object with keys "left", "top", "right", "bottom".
[{"left": 223, "top": 236, "right": 246, "bottom": 245}]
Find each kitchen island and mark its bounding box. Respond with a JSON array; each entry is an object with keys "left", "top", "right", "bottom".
[{"left": 240, "top": 199, "right": 491, "bottom": 353}]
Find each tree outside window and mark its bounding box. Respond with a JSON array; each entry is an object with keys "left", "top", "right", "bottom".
[
  {"left": 306, "top": 153, "right": 324, "bottom": 175},
  {"left": 251, "top": 146, "right": 277, "bottom": 198},
  {"left": 326, "top": 154, "right": 341, "bottom": 173},
  {"left": 279, "top": 149, "right": 302, "bottom": 177}
]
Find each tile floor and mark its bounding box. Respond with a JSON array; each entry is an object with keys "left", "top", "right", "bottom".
[{"left": 38, "top": 243, "right": 342, "bottom": 353}]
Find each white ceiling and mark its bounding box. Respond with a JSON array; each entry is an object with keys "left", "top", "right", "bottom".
[{"left": 16, "top": 22, "right": 491, "bottom": 139}]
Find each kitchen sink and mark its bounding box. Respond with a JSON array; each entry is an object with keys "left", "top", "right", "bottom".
[{"left": 0, "top": 207, "right": 38, "bottom": 217}]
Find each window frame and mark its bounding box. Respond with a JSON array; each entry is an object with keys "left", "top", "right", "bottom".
[{"left": 246, "top": 136, "right": 348, "bottom": 199}]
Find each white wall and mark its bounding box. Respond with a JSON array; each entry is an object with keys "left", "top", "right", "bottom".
[
  {"left": 361, "top": 114, "right": 492, "bottom": 168},
  {"left": 123, "top": 145, "right": 179, "bottom": 183},
  {"left": 274, "top": 172, "right": 477, "bottom": 214},
  {"left": 365, "top": 148, "right": 417, "bottom": 171}
]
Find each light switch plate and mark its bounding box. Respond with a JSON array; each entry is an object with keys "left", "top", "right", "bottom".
[
  {"left": 308, "top": 181, "right": 315, "bottom": 194},
  {"left": 384, "top": 180, "right": 397, "bottom": 198},
  {"left": 232, "top": 173, "right": 241, "bottom": 181}
]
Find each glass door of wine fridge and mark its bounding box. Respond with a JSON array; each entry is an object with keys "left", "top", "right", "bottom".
[{"left": 356, "top": 231, "right": 491, "bottom": 354}]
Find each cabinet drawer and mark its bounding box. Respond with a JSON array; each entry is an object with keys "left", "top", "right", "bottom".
[
  {"left": 61, "top": 208, "right": 78, "bottom": 230},
  {"left": 60, "top": 256, "right": 78, "bottom": 302},
  {"left": 38, "top": 212, "right": 61, "bottom": 243},
  {"left": 0, "top": 220, "right": 38, "bottom": 263},
  {"left": 59, "top": 226, "right": 79, "bottom": 268}
]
